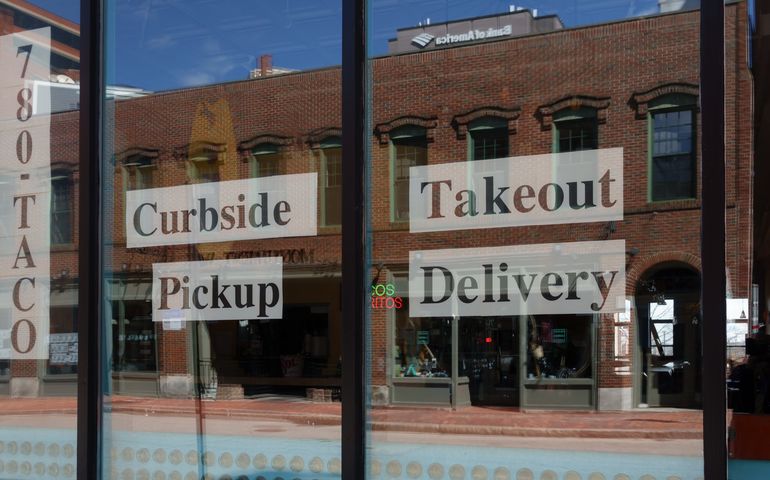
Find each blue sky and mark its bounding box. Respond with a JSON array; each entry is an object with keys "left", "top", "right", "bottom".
[{"left": 35, "top": 0, "right": 664, "bottom": 92}]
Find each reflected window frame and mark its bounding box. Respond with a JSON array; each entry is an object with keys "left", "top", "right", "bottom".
[
  {"left": 468, "top": 116, "right": 509, "bottom": 161},
  {"left": 109, "top": 277, "right": 158, "bottom": 375},
  {"left": 319, "top": 136, "right": 342, "bottom": 227},
  {"left": 553, "top": 107, "right": 599, "bottom": 153},
  {"left": 182, "top": 142, "right": 226, "bottom": 184},
  {"left": 121, "top": 153, "right": 157, "bottom": 191},
  {"left": 51, "top": 168, "right": 74, "bottom": 246},
  {"left": 247, "top": 142, "right": 285, "bottom": 178},
  {"left": 647, "top": 93, "right": 698, "bottom": 202},
  {"left": 389, "top": 125, "right": 428, "bottom": 223}
]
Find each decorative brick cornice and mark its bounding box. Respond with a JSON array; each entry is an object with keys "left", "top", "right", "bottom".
[
  {"left": 51, "top": 160, "right": 78, "bottom": 172},
  {"left": 535, "top": 95, "right": 611, "bottom": 130},
  {"left": 114, "top": 147, "right": 160, "bottom": 166},
  {"left": 374, "top": 115, "right": 438, "bottom": 145},
  {"left": 173, "top": 141, "right": 226, "bottom": 162},
  {"left": 451, "top": 106, "right": 521, "bottom": 139},
  {"left": 238, "top": 134, "right": 293, "bottom": 151},
  {"left": 629, "top": 82, "right": 699, "bottom": 118},
  {"left": 305, "top": 127, "right": 342, "bottom": 149}
]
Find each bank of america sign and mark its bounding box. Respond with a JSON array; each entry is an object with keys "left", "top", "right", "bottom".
[{"left": 411, "top": 33, "right": 435, "bottom": 48}]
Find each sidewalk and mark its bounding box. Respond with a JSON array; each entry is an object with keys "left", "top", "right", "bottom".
[{"left": 0, "top": 396, "right": 705, "bottom": 439}]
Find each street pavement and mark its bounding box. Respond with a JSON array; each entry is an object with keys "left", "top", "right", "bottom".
[
  {"left": 0, "top": 394, "right": 704, "bottom": 439},
  {"left": 0, "top": 396, "right": 709, "bottom": 479}
]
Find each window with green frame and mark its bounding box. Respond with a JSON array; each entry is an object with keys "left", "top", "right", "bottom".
[
  {"left": 648, "top": 94, "right": 697, "bottom": 202},
  {"left": 320, "top": 137, "right": 342, "bottom": 226},
  {"left": 468, "top": 117, "right": 508, "bottom": 161},
  {"left": 391, "top": 126, "right": 427, "bottom": 222},
  {"left": 553, "top": 108, "right": 598, "bottom": 153},
  {"left": 249, "top": 143, "right": 284, "bottom": 178}
]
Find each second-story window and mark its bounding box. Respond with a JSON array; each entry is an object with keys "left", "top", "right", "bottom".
[
  {"left": 469, "top": 117, "right": 509, "bottom": 161},
  {"left": 123, "top": 154, "right": 155, "bottom": 191},
  {"left": 320, "top": 137, "right": 342, "bottom": 226},
  {"left": 650, "top": 101, "right": 696, "bottom": 201},
  {"left": 189, "top": 151, "right": 221, "bottom": 184},
  {"left": 391, "top": 126, "right": 427, "bottom": 222},
  {"left": 51, "top": 169, "right": 73, "bottom": 245},
  {"left": 554, "top": 109, "right": 598, "bottom": 153},
  {"left": 249, "top": 143, "right": 283, "bottom": 178}
]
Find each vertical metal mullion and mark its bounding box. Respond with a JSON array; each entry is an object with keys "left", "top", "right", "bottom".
[
  {"left": 341, "top": 0, "right": 366, "bottom": 478},
  {"left": 76, "top": 0, "right": 104, "bottom": 478},
  {"left": 700, "top": 0, "right": 726, "bottom": 479}
]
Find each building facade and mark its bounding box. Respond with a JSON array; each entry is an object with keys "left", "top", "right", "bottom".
[{"left": 3, "top": 2, "right": 750, "bottom": 413}]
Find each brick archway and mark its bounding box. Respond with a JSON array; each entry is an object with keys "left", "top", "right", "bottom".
[{"left": 627, "top": 252, "right": 701, "bottom": 296}]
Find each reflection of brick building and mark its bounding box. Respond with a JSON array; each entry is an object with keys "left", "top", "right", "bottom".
[{"left": 23, "top": 2, "right": 752, "bottom": 410}]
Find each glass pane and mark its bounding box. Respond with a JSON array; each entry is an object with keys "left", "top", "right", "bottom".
[
  {"left": 652, "top": 154, "right": 695, "bottom": 200},
  {"left": 729, "top": 0, "right": 768, "bottom": 477},
  {"left": 323, "top": 146, "right": 342, "bottom": 226},
  {"left": 557, "top": 119, "right": 598, "bottom": 152},
  {"left": 366, "top": 1, "right": 710, "bottom": 479},
  {"left": 393, "top": 135, "right": 427, "bottom": 221},
  {"left": 471, "top": 128, "right": 508, "bottom": 160},
  {"left": 653, "top": 110, "right": 693, "bottom": 156},
  {"left": 102, "top": 1, "right": 342, "bottom": 479},
  {"left": 0, "top": 1, "right": 80, "bottom": 478}
]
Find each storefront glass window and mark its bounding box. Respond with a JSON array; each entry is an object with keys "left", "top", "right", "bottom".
[
  {"left": 0, "top": 0, "right": 80, "bottom": 476},
  {"left": 726, "top": 4, "right": 763, "bottom": 476},
  {"left": 101, "top": 1, "right": 342, "bottom": 478},
  {"left": 366, "top": 1, "right": 713, "bottom": 478},
  {"left": 0, "top": 0, "right": 764, "bottom": 477}
]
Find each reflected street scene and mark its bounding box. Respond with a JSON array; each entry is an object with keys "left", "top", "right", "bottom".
[{"left": 0, "top": 0, "right": 767, "bottom": 479}]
